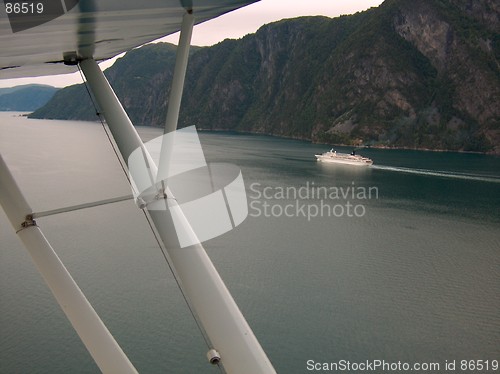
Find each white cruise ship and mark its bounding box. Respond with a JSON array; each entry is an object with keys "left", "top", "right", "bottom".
[{"left": 315, "top": 149, "right": 373, "bottom": 166}]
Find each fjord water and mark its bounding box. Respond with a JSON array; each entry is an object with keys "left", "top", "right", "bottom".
[{"left": 1, "top": 113, "right": 499, "bottom": 373}]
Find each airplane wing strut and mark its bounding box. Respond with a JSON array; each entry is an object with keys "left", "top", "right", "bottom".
[{"left": 0, "top": 2, "right": 276, "bottom": 373}]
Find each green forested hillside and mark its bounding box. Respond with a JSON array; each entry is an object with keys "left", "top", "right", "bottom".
[{"left": 31, "top": 0, "right": 500, "bottom": 153}]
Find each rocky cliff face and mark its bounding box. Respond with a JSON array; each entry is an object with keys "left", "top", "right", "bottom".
[
  {"left": 391, "top": 0, "right": 500, "bottom": 151},
  {"left": 31, "top": 0, "right": 500, "bottom": 153}
]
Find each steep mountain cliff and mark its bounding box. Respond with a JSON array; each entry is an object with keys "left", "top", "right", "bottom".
[{"left": 30, "top": 0, "right": 500, "bottom": 153}]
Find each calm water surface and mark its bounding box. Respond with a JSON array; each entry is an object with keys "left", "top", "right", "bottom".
[{"left": 1, "top": 113, "right": 499, "bottom": 373}]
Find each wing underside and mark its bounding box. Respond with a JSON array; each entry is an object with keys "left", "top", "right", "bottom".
[{"left": 0, "top": 0, "right": 258, "bottom": 79}]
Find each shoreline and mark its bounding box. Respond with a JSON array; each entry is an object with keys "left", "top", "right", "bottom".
[
  {"left": 197, "top": 127, "right": 499, "bottom": 156},
  {"left": 3, "top": 112, "right": 497, "bottom": 156}
]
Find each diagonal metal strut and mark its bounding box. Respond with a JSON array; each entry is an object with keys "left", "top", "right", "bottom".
[
  {"left": 78, "top": 10, "right": 276, "bottom": 374},
  {"left": 0, "top": 155, "right": 139, "bottom": 374}
]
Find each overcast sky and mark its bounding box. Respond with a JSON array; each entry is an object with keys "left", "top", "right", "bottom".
[{"left": 0, "top": 0, "right": 384, "bottom": 89}]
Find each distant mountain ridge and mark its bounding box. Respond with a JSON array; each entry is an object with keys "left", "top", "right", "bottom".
[
  {"left": 31, "top": 0, "right": 500, "bottom": 153},
  {"left": 0, "top": 84, "right": 58, "bottom": 111}
]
